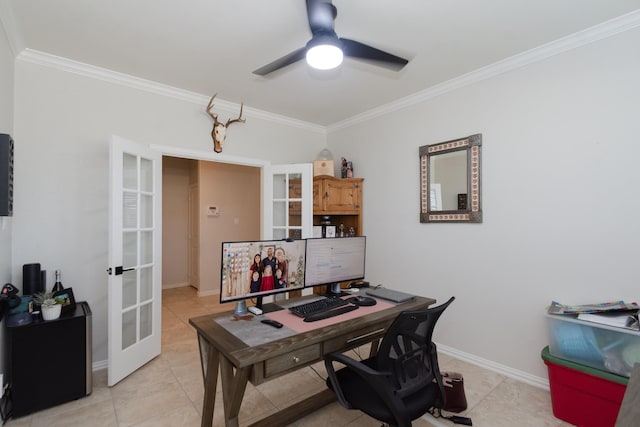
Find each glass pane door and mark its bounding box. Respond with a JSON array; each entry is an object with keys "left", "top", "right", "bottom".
[
  {"left": 108, "top": 136, "right": 161, "bottom": 386},
  {"left": 272, "top": 172, "right": 304, "bottom": 240}
]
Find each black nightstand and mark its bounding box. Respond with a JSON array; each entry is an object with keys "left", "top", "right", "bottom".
[{"left": 5, "top": 301, "right": 92, "bottom": 417}]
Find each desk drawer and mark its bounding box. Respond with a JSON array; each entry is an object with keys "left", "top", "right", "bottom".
[
  {"left": 264, "top": 344, "right": 321, "bottom": 378},
  {"left": 324, "top": 325, "right": 387, "bottom": 354}
]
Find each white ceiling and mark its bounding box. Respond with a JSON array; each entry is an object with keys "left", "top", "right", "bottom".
[{"left": 4, "top": 0, "right": 640, "bottom": 126}]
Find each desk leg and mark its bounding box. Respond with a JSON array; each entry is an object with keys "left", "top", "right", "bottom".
[
  {"left": 198, "top": 335, "right": 220, "bottom": 427},
  {"left": 220, "top": 356, "right": 250, "bottom": 427},
  {"left": 369, "top": 338, "right": 381, "bottom": 358}
]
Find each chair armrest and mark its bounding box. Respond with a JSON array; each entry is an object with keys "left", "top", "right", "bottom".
[
  {"left": 325, "top": 352, "right": 386, "bottom": 377},
  {"left": 324, "top": 352, "right": 391, "bottom": 408},
  {"left": 324, "top": 352, "right": 411, "bottom": 426}
]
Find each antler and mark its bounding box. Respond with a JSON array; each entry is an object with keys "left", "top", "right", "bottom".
[
  {"left": 207, "top": 93, "right": 245, "bottom": 126},
  {"left": 226, "top": 102, "right": 246, "bottom": 127},
  {"left": 206, "top": 93, "right": 220, "bottom": 123}
]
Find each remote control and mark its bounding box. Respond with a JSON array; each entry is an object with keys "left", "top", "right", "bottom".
[
  {"left": 248, "top": 306, "right": 263, "bottom": 315},
  {"left": 261, "top": 319, "right": 283, "bottom": 328}
]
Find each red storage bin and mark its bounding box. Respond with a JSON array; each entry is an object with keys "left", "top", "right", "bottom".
[{"left": 542, "top": 346, "right": 628, "bottom": 427}]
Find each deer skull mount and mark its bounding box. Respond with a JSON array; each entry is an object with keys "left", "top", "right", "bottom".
[{"left": 206, "top": 94, "right": 246, "bottom": 153}]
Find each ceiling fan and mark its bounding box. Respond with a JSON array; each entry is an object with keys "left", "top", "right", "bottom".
[{"left": 253, "top": 0, "right": 409, "bottom": 76}]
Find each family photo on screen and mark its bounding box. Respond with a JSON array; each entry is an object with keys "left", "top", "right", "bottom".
[{"left": 221, "top": 240, "right": 306, "bottom": 302}]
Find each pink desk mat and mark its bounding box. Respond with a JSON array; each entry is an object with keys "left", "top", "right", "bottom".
[{"left": 266, "top": 298, "right": 395, "bottom": 333}]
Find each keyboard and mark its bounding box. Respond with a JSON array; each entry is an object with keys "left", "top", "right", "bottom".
[{"left": 289, "top": 297, "right": 349, "bottom": 318}]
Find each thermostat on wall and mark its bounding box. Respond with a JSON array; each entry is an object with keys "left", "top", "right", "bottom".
[{"left": 207, "top": 206, "right": 220, "bottom": 217}]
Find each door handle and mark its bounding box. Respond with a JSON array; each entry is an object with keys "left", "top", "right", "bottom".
[{"left": 107, "top": 266, "right": 135, "bottom": 276}]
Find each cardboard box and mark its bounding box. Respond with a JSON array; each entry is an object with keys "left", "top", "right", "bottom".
[
  {"left": 546, "top": 313, "right": 640, "bottom": 377},
  {"left": 542, "top": 346, "right": 627, "bottom": 427},
  {"left": 313, "top": 159, "right": 334, "bottom": 176}
]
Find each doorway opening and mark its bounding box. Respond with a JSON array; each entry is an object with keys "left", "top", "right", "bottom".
[{"left": 161, "top": 156, "right": 261, "bottom": 297}]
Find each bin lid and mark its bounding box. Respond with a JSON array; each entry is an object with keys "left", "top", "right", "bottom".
[{"left": 541, "top": 346, "right": 628, "bottom": 386}]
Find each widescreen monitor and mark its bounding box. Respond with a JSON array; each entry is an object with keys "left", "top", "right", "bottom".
[
  {"left": 304, "top": 236, "right": 366, "bottom": 295},
  {"left": 220, "top": 239, "right": 306, "bottom": 314}
]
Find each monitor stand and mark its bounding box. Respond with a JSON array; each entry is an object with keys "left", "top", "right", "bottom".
[
  {"left": 233, "top": 300, "right": 249, "bottom": 316},
  {"left": 325, "top": 282, "right": 350, "bottom": 298},
  {"left": 255, "top": 296, "right": 284, "bottom": 314}
]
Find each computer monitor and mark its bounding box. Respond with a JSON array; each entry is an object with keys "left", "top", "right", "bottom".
[
  {"left": 220, "top": 239, "right": 307, "bottom": 315},
  {"left": 304, "top": 236, "right": 366, "bottom": 295}
]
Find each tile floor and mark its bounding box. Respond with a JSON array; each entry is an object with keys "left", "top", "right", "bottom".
[{"left": 5, "top": 287, "right": 573, "bottom": 427}]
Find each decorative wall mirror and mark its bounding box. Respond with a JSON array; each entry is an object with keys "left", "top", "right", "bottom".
[{"left": 419, "top": 134, "right": 482, "bottom": 223}]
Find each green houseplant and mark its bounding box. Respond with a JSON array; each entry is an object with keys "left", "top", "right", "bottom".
[{"left": 32, "top": 291, "right": 64, "bottom": 320}]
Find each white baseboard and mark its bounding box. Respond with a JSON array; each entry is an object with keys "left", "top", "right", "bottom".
[
  {"left": 93, "top": 359, "right": 108, "bottom": 372},
  {"left": 436, "top": 342, "right": 550, "bottom": 390},
  {"left": 162, "top": 282, "right": 190, "bottom": 289},
  {"left": 197, "top": 289, "right": 218, "bottom": 297}
]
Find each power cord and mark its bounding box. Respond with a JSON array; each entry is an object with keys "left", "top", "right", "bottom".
[{"left": 429, "top": 408, "right": 473, "bottom": 426}]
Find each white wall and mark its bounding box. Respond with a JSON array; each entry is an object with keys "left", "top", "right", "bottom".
[
  {"left": 162, "top": 156, "right": 193, "bottom": 288},
  {"left": 12, "top": 59, "right": 325, "bottom": 364},
  {"left": 0, "top": 13, "right": 14, "bottom": 386},
  {"left": 327, "top": 27, "right": 640, "bottom": 381},
  {"left": 197, "top": 162, "right": 260, "bottom": 295}
]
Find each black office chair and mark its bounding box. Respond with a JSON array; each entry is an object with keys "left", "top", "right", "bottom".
[{"left": 324, "top": 296, "right": 455, "bottom": 427}]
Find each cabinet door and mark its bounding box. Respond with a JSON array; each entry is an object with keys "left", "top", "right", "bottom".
[
  {"left": 288, "top": 179, "right": 302, "bottom": 215},
  {"left": 313, "top": 179, "right": 324, "bottom": 212},
  {"left": 324, "top": 179, "right": 361, "bottom": 213}
]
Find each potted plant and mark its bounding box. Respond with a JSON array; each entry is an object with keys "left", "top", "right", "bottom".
[{"left": 32, "top": 291, "right": 64, "bottom": 320}]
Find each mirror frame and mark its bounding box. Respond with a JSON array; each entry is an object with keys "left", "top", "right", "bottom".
[{"left": 419, "top": 133, "right": 482, "bottom": 223}]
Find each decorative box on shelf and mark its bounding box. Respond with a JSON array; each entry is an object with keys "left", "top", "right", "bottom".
[{"left": 313, "top": 159, "right": 334, "bottom": 177}]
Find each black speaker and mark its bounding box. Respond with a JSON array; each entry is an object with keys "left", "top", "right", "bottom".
[
  {"left": 23, "top": 263, "right": 42, "bottom": 296},
  {"left": 0, "top": 133, "right": 14, "bottom": 216}
]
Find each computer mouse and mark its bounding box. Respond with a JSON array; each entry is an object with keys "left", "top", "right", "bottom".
[
  {"left": 346, "top": 296, "right": 377, "bottom": 307},
  {"left": 261, "top": 319, "right": 283, "bottom": 328}
]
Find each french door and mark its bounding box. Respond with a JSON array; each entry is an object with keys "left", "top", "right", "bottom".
[
  {"left": 107, "top": 140, "right": 312, "bottom": 385},
  {"left": 263, "top": 163, "right": 314, "bottom": 240},
  {"left": 107, "top": 136, "right": 162, "bottom": 386}
]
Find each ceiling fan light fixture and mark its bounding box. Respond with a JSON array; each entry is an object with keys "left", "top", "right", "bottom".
[{"left": 306, "top": 37, "right": 343, "bottom": 70}]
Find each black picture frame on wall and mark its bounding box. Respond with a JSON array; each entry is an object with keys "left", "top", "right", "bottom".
[{"left": 53, "top": 288, "right": 76, "bottom": 313}]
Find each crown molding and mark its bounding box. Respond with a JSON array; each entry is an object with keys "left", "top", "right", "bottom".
[
  {"left": 328, "top": 9, "right": 640, "bottom": 133},
  {"left": 10, "top": 8, "right": 640, "bottom": 136},
  {"left": 15, "top": 49, "right": 326, "bottom": 135}
]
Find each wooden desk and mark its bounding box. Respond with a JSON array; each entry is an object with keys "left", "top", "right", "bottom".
[{"left": 189, "top": 295, "right": 435, "bottom": 427}]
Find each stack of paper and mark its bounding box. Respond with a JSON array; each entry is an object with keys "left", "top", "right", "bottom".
[
  {"left": 547, "top": 300, "right": 640, "bottom": 331},
  {"left": 548, "top": 300, "right": 639, "bottom": 315},
  {"left": 577, "top": 312, "right": 640, "bottom": 331}
]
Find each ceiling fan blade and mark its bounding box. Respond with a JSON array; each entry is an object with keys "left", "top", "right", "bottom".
[
  {"left": 252, "top": 47, "right": 307, "bottom": 76},
  {"left": 306, "top": 0, "right": 337, "bottom": 35},
  {"left": 340, "top": 38, "right": 409, "bottom": 71}
]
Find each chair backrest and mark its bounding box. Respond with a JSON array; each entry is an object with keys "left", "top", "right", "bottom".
[{"left": 375, "top": 296, "right": 455, "bottom": 399}]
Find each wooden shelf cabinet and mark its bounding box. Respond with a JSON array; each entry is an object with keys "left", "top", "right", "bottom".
[
  {"left": 313, "top": 175, "right": 363, "bottom": 237},
  {"left": 286, "top": 175, "right": 364, "bottom": 240}
]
